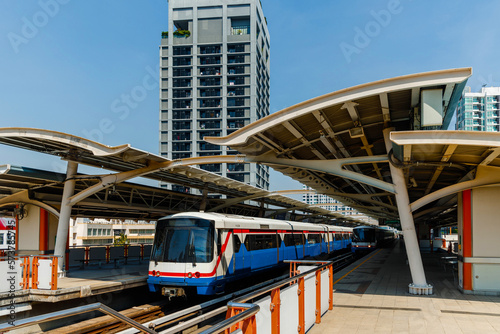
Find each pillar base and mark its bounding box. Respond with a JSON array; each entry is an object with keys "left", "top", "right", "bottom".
[{"left": 408, "top": 283, "right": 433, "bottom": 295}]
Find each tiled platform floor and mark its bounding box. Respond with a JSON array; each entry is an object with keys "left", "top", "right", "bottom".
[{"left": 309, "top": 240, "right": 500, "bottom": 333}]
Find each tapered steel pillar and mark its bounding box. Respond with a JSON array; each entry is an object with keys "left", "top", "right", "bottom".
[
  {"left": 384, "top": 128, "right": 432, "bottom": 294},
  {"left": 54, "top": 161, "right": 78, "bottom": 275}
]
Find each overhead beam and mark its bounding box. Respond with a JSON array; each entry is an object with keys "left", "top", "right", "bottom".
[
  {"left": 480, "top": 147, "right": 500, "bottom": 166},
  {"left": 0, "top": 190, "right": 60, "bottom": 218},
  {"left": 247, "top": 153, "right": 396, "bottom": 193},
  {"left": 411, "top": 165, "right": 500, "bottom": 212},
  {"left": 424, "top": 144, "right": 458, "bottom": 195}
]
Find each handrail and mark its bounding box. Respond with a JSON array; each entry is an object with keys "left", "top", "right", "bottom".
[
  {"left": 0, "top": 302, "right": 157, "bottom": 334},
  {"left": 199, "top": 303, "right": 259, "bottom": 334},
  {"left": 200, "top": 260, "right": 334, "bottom": 334},
  {"left": 233, "top": 261, "right": 332, "bottom": 304}
]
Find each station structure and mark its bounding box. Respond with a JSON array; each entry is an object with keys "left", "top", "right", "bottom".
[{"left": 2, "top": 67, "right": 500, "bottom": 301}]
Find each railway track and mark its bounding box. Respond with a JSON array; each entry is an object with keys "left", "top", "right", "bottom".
[{"left": 43, "top": 252, "right": 355, "bottom": 334}]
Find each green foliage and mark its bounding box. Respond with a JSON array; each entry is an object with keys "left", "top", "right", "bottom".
[
  {"left": 173, "top": 30, "right": 191, "bottom": 38},
  {"left": 114, "top": 233, "right": 129, "bottom": 246},
  {"left": 161, "top": 31, "right": 168, "bottom": 38}
]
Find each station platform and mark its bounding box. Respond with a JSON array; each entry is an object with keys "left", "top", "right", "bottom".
[
  {"left": 0, "top": 262, "right": 148, "bottom": 306},
  {"left": 310, "top": 240, "right": 500, "bottom": 333}
]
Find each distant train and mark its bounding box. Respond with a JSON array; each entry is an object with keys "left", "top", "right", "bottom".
[
  {"left": 351, "top": 225, "right": 396, "bottom": 254},
  {"left": 147, "top": 212, "right": 352, "bottom": 297}
]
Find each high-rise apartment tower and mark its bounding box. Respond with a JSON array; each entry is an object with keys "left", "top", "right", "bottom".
[
  {"left": 159, "top": 0, "right": 270, "bottom": 193},
  {"left": 456, "top": 86, "right": 500, "bottom": 132}
]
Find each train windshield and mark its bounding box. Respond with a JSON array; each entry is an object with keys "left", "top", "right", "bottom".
[
  {"left": 151, "top": 218, "right": 215, "bottom": 263},
  {"left": 353, "top": 228, "right": 376, "bottom": 242}
]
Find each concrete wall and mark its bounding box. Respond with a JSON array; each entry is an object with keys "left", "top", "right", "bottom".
[
  {"left": 472, "top": 186, "right": 500, "bottom": 257},
  {"left": 458, "top": 186, "right": 500, "bottom": 294},
  {"left": 18, "top": 204, "right": 40, "bottom": 253}
]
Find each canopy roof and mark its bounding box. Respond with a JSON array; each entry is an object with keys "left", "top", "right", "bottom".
[
  {"left": 206, "top": 68, "right": 477, "bottom": 225},
  {"left": 0, "top": 129, "right": 363, "bottom": 223}
]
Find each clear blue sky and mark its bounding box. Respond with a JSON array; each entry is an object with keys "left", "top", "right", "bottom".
[{"left": 1, "top": 0, "right": 499, "bottom": 191}]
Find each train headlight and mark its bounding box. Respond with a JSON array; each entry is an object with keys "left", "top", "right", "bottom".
[
  {"left": 187, "top": 272, "right": 193, "bottom": 278},
  {"left": 151, "top": 270, "right": 155, "bottom": 276},
  {"left": 194, "top": 272, "right": 201, "bottom": 278}
]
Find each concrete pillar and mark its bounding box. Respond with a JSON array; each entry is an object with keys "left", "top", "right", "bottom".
[
  {"left": 54, "top": 161, "right": 78, "bottom": 274},
  {"left": 383, "top": 128, "right": 432, "bottom": 294}
]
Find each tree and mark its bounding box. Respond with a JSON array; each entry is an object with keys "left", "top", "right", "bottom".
[{"left": 114, "top": 233, "right": 129, "bottom": 246}]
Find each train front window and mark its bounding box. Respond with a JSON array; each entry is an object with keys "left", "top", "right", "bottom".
[
  {"left": 353, "top": 228, "right": 376, "bottom": 242},
  {"left": 151, "top": 218, "right": 215, "bottom": 263}
]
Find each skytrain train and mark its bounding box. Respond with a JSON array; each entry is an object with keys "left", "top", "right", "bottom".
[
  {"left": 147, "top": 212, "right": 353, "bottom": 297},
  {"left": 351, "top": 225, "right": 396, "bottom": 254}
]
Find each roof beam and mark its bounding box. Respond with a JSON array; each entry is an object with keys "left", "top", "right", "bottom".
[
  {"left": 247, "top": 153, "right": 395, "bottom": 193},
  {"left": 341, "top": 101, "right": 360, "bottom": 125},
  {"left": 424, "top": 144, "right": 458, "bottom": 195},
  {"left": 380, "top": 93, "right": 391, "bottom": 123},
  {"left": 0, "top": 189, "right": 60, "bottom": 218},
  {"left": 480, "top": 147, "right": 500, "bottom": 166},
  {"left": 282, "top": 121, "right": 326, "bottom": 160},
  {"left": 411, "top": 165, "right": 500, "bottom": 212}
]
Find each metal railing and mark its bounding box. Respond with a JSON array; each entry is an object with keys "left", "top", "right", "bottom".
[
  {"left": 200, "top": 260, "right": 334, "bottom": 334},
  {"left": 0, "top": 302, "right": 155, "bottom": 334},
  {"left": 2, "top": 260, "right": 337, "bottom": 333}
]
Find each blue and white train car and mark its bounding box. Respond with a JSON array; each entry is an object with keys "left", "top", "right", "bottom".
[
  {"left": 147, "top": 212, "right": 352, "bottom": 297},
  {"left": 351, "top": 225, "right": 396, "bottom": 254}
]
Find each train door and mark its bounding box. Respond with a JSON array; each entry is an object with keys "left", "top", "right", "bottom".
[{"left": 232, "top": 231, "right": 245, "bottom": 275}]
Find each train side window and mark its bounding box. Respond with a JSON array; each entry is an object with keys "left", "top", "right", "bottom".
[
  {"left": 244, "top": 234, "right": 277, "bottom": 251},
  {"left": 335, "top": 233, "right": 341, "bottom": 241},
  {"left": 234, "top": 234, "right": 242, "bottom": 253},
  {"left": 284, "top": 233, "right": 304, "bottom": 246},
  {"left": 307, "top": 234, "right": 321, "bottom": 244},
  {"left": 0, "top": 232, "right": 3, "bottom": 246}
]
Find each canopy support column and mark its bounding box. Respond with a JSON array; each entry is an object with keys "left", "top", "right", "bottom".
[
  {"left": 54, "top": 161, "right": 78, "bottom": 275},
  {"left": 384, "top": 128, "right": 432, "bottom": 295}
]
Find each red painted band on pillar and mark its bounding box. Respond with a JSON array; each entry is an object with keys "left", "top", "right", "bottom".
[
  {"left": 462, "top": 189, "right": 472, "bottom": 291},
  {"left": 39, "top": 208, "right": 49, "bottom": 252}
]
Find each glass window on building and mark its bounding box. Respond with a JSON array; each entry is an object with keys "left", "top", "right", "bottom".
[
  {"left": 92, "top": 229, "right": 97, "bottom": 236},
  {"left": 87, "top": 228, "right": 92, "bottom": 236},
  {"left": 464, "top": 112, "right": 472, "bottom": 119}
]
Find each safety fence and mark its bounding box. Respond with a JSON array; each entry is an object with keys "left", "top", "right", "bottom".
[
  {"left": 68, "top": 244, "right": 152, "bottom": 269},
  {"left": 0, "top": 255, "right": 59, "bottom": 293},
  {"left": 1, "top": 259, "right": 335, "bottom": 333},
  {"left": 204, "top": 260, "right": 333, "bottom": 334}
]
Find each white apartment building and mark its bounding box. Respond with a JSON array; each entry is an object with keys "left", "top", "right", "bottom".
[{"left": 456, "top": 86, "right": 500, "bottom": 132}]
